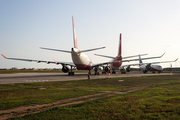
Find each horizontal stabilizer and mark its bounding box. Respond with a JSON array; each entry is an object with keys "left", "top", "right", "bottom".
[
  {"left": 80, "top": 47, "right": 105, "bottom": 53},
  {"left": 40, "top": 47, "right": 71, "bottom": 53},
  {"left": 94, "top": 54, "right": 115, "bottom": 59}
]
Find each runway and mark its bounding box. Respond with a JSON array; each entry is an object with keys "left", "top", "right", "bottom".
[{"left": 0, "top": 72, "right": 172, "bottom": 84}]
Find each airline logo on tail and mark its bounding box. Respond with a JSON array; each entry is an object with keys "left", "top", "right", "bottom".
[{"left": 72, "top": 16, "right": 78, "bottom": 49}]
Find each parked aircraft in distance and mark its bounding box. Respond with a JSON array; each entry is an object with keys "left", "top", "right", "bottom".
[
  {"left": 123, "top": 55, "right": 178, "bottom": 73},
  {"left": 0, "top": 17, "right": 166, "bottom": 75},
  {"left": 95, "top": 33, "right": 165, "bottom": 74}
]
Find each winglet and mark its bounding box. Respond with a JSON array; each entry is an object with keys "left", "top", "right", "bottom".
[
  {"left": 53, "top": 59, "right": 56, "bottom": 62},
  {"left": 160, "top": 53, "right": 165, "bottom": 58},
  {"left": 175, "top": 58, "right": 178, "bottom": 62},
  {"left": 1, "top": 54, "right": 7, "bottom": 59}
]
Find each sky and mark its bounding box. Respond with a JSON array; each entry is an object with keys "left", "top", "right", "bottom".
[{"left": 0, "top": 0, "right": 180, "bottom": 69}]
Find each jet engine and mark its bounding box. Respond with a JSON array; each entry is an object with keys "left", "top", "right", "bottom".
[
  {"left": 146, "top": 63, "right": 151, "bottom": 70},
  {"left": 104, "top": 66, "right": 111, "bottom": 72},
  {"left": 62, "top": 66, "right": 70, "bottom": 73},
  {"left": 126, "top": 65, "right": 131, "bottom": 72},
  {"left": 94, "top": 67, "right": 98, "bottom": 72}
]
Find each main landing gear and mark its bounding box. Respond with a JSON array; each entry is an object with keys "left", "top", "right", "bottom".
[
  {"left": 95, "top": 71, "right": 99, "bottom": 75},
  {"left": 68, "top": 66, "right": 74, "bottom": 75},
  {"left": 88, "top": 70, "right": 91, "bottom": 75},
  {"left": 102, "top": 71, "right": 106, "bottom": 74},
  {"left": 120, "top": 69, "right": 126, "bottom": 74},
  {"left": 68, "top": 72, "right": 74, "bottom": 75},
  {"left": 112, "top": 69, "right": 116, "bottom": 74},
  {"left": 94, "top": 67, "right": 100, "bottom": 75}
]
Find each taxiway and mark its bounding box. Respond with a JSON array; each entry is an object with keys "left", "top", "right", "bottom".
[{"left": 0, "top": 72, "right": 172, "bottom": 84}]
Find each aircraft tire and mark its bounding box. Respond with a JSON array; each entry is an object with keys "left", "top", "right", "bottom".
[{"left": 68, "top": 72, "right": 74, "bottom": 75}]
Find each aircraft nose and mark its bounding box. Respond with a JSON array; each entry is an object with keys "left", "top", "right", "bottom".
[{"left": 160, "top": 66, "right": 163, "bottom": 70}]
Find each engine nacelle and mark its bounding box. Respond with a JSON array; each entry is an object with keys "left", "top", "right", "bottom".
[
  {"left": 104, "top": 66, "right": 111, "bottom": 72},
  {"left": 143, "top": 69, "right": 147, "bottom": 73},
  {"left": 126, "top": 66, "right": 131, "bottom": 72},
  {"left": 94, "top": 67, "right": 98, "bottom": 72},
  {"left": 62, "top": 66, "right": 70, "bottom": 73},
  {"left": 146, "top": 63, "right": 151, "bottom": 70}
]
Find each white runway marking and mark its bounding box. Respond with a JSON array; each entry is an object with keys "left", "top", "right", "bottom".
[{"left": 26, "top": 80, "right": 48, "bottom": 82}]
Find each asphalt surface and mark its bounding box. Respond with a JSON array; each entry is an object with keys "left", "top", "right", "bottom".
[{"left": 0, "top": 72, "right": 172, "bottom": 84}]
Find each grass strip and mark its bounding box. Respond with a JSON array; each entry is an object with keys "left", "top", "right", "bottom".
[{"left": 0, "top": 75, "right": 180, "bottom": 119}]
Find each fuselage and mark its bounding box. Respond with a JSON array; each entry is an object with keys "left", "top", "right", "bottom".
[
  {"left": 140, "top": 64, "right": 163, "bottom": 72},
  {"left": 71, "top": 48, "right": 93, "bottom": 70},
  {"left": 110, "top": 56, "right": 122, "bottom": 69}
]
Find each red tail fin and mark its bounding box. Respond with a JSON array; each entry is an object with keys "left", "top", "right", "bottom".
[
  {"left": 118, "top": 33, "right": 122, "bottom": 56},
  {"left": 72, "top": 16, "right": 78, "bottom": 49}
]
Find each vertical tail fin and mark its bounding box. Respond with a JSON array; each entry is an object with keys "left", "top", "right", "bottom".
[
  {"left": 72, "top": 16, "right": 78, "bottom": 49},
  {"left": 118, "top": 33, "right": 122, "bottom": 56},
  {"left": 139, "top": 55, "right": 143, "bottom": 64}
]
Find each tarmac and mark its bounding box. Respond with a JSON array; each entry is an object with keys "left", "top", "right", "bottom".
[{"left": 0, "top": 71, "right": 173, "bottom": 84}]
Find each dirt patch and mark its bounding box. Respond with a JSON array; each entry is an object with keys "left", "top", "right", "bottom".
[
  {"left": 0, "top": 86, "right": 148, "bottom": 120},
  {"left": 118, "top": 80, "right": 124, "bottom": 82}
]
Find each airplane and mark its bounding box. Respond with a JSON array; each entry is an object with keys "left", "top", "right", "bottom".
[
  {"left": 123, "top": 55, "right": 178, "bottom": 74},
  {"left": 1, "top": 16, "right": 106, "bottom": 75},
  {"left": 94, "top": 33, "right": 165, "bottom": 74},
  {"left": 1, "top": 16, "right": 166, "bottom": 75}
]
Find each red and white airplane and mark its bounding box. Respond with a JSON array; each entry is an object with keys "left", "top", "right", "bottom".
[
  {"left": 1, "top": 16, "right": 165, "bottom": 75},
  {"left": 95, "top": 33, "right": 165, "bottom": 74}
]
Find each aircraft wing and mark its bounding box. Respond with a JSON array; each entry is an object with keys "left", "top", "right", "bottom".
[
  {"left": 118, "top": 53, "right": 165, "bottom": 63},
  {"left": 1, "top": 54, "right": 75, "bottom": 67},
  {"left": 92, "top": 53, "right": 165, "bottom": 67},
  {"left": 124, "top": 53, "right": 165, "bottom": 62},
  {"left": 94, "top": 53, "right": 148, "bottom": 59},
  {"left": 143, "top": 58, "right": 178, "bottom": 65},
  {"left": 122, "top": 53, "right": 148, "bottom": 59},
  {"left": 92, "top": 59, "right": 141, "bottom": 67},
  {"left": 121, "top": 58, "right": 178, "bottom": 68},
  {"left": 92, "top": 62, "right": 115, "bottom": 67},
  {"left": 120, "top": 63, "right": 141, "bottom": 68}
]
